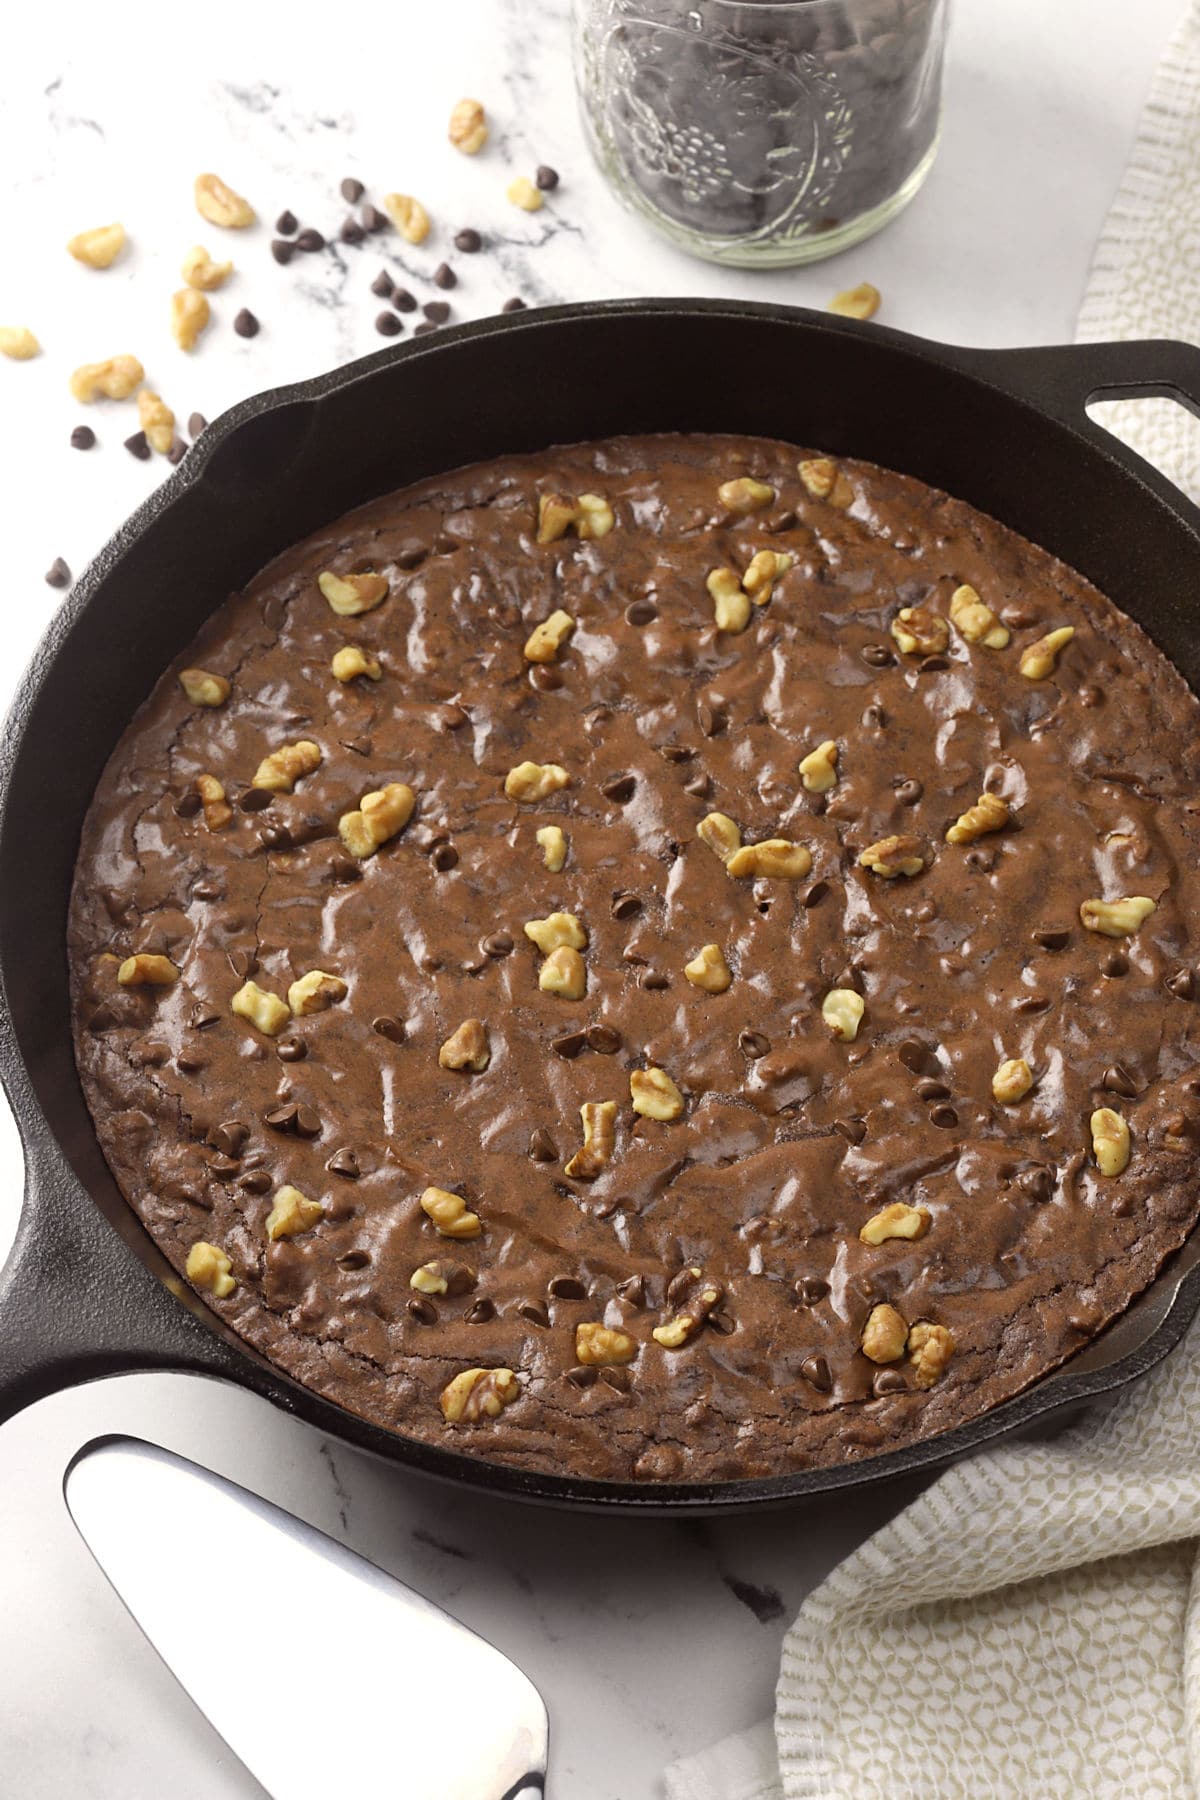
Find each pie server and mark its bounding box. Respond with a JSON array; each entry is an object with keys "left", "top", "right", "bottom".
[{"left": 66, "top": 1436, "right": 549, "bottom": 1800}]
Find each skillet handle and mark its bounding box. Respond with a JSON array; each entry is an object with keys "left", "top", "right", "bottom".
[{"left": 0, "top": 1133, "right": 244, "bottom": 1426}]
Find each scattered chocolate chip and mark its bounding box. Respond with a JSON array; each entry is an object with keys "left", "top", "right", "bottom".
[
  {"left": 237, "top": 1168, "right": 272, "bottom": 1195},
  {"left": 167, "top": 436, "right": 188, "bottom": 465},
  {"left": 873, "top": 1368, "right": 907, "bottom": 1396},
  {"left": 586, "top": 1025, "right": 621, "bottom": 1055},
  {"left": 529, "top": 1127, "right": 558, "bottom": 1162},
  {"left": 271, "top": 237, "right": 296, "bottom": 265},
  {"left": 275, "top": 208, "right": 298, "bottom": 234},
  {"left": 208, "top": 1121, "right": 249, "bottom": 1159},
  {"left": 1018, "top": 1165, "right": 1055, "bottom": 1202},
  {"left": 407, "top": 1295, "right": 438, "bottom": 1325},
  {"left": 803, "top": 880, "right": 830, "bottom": 909},
  {"left": 124, "top": 430, "right": 150, "bottom": 460},
  {"left": 640, "top": 969, "right": 669, "bottom": 990},
  {"left": 517, "top": 1300, "right": 550, "bottom": 1327},
  {"left": 601, "top": 1366, "right": 631, "bottom": 1393},
  {"left": 1167, "top": 967, "right": 1197, "bottom": 1000},
  {"left": 340, "top": 216, "right": 365, "bottom": 244},
  {"left": 929, "top": 1104, "right": 959, "bottom": 1130},
  {"left": 188, "top": 412, "right": 208, "bottom": 439},
  {"left": 340, "top": 176, "right": 365, "bottom": 204},
  {"left": 264, "top": 1101, "right": 299, "bottom": 1133},
  {"left": 433, "top": 262, "right": 457, "bottom": 289},
  {"left": 1102, "top": 1063, "right": 1139, "bottom": 1098},
  {"left": 370, "top": 269, "right": 394, "bottom": 299},
  {"left": 276, "top": 1037, "right": 307, "bottom": 1063},
  {"left": 833, "top": 1116, "right": 867, "bottom": 1145},
  {"left": 454, "top": 227, "right": 483, "bottom": 253},
  {"left": 535, "top": 164, "right": 560, "bottom": 190},
  {"left": 897, "top": 1038, "right": 937, "bottom": 1075},
  {"left": 414, "top": 320, "right": 439, "bottom": 337},
  {"left": 431, "top": 841, "right": 459, "bottom": 871},
  {"left": 862, "top": 703, "right": 887, "bottom": 729},
  {"left": 293, "top": 1105, "right": 321, "bottom": 1139},
  {"left": 361, "top": 203, "right": 388, "bottom": 233},
  {"left": 295, "top": 227, "right": 325, "bottom": 252},
  {"left": 696, "top": 699, "right": 727, "bottom": 737},
  {"left": 326, "top": 1148, "right": 361, "bottom": 1179},
  {"left": 174, "top": 790, "right": 203, "bottom": 819},
  {"left": 1033, "top": 926, "right": 1071, "bottom": 951},
  {"left": 70, "top": 424, "right": 96, "bottom": 450},
  {"left": 611, "top": 891, "right": 642, "bottom": 920},
  {"left": 1078, "top": 684, "right": 1105, "bottom": 709},
  {"left": 739, "top": 1029, "right": 770, "bottom": 1059},
  {"left": 375, "top": 310, "right": 403, "bottom": 337},
  {"left": 860, "top": 643, "right": 894, "bottom": 668},
  {"left": 372, "top": 1014, "right": 406, "bottom": 1043},
  {"left": 1013, "top": 993, "right": 1051, "bottom": 1015},
  {"left": 481, "top": 932, "right": 514, "bottom": 959},
  {"left": 800, "top": 1353, "right": 833, "bottom": 1393},
  {"left": 682, "top": 772, "right": 711, "bottom": 799},
  {"left": 328, "top": 851, "right": 362, "bottom": 885},
  {"left": 188, "top": 1004, "right": 220, "bottom": 1030},
  {"left": 915, "top": 1077, "right": 951, "bottom": 1102},
  {"left": 565, "top": 1364, "right": 597, "bottom": 1388},
  {"left": 966, "top": 847, "right": 995, "bottom": 874},
  {"left": 464, "top": 1297, "right": 495, "bottom": 1324},
  {"left": 227, "top": 948, "right": 259, "bottom": 979},
  {"left": 625, "top": 598, "right": 657, "bottom": 626},
  {"left": 552, "top": 1029, "right": 589, "bottom": 1059},
  {"left": 601, "top": 772, "right": 636, "bottom": 803},
  {"left": 919, "top": 654, "right": 949, "bottom": 673},
  {"left": 894, "top": 778, "right": 923, "bottom": 806},
  {"left": 238, "top": 787, "right": 273, "bottom": 814},
  {"left": 529, "top": 664, "right": 562, "bottom": 693},
  {"left": 1102, "top": 952, "right": 1129, "bottom": 978},
  {"left": 391, "top": 286, "right": 417, "bottom": 313},
  {"left": 423, "top": 299, "right": 451, "bottom": 323},
  {"left": 233, "top": 308, "right": 260, "bottom": 338},
  {"left": 175, "top": 1051, "right": 206, "bottom": 1073},
  {"left": 548, "top": 1275, "right": 588, "bottom": 1301},
  {"left": 501, "top": 296, "right": 527, "bottom": 313}
]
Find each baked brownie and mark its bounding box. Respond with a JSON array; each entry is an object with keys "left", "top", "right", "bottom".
[{"left": 68, "top": 433, "right": 1200, "bottom": 1482}]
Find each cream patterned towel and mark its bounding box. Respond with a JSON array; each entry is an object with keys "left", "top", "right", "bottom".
[{"left": 666, "top": 4, "right": 1200, "bottom": 1796}]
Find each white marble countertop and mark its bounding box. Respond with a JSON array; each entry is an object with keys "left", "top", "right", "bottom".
[{"left": 0, "top": 0, "right": 1184, "bottom": 1792}]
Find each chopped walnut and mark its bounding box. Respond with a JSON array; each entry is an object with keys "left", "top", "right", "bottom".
[
  {"left": 253, "top": 739, "right": 322, "bottom": 793},
  {"left": 338, "top": 782, "right": 416, "bottom": 857},
  {"left": 891, "top": 605, "right": 949, "bottom": 657},
  {"left": 440, "top": 1367, "right": 519, "bottom": 1423},
  {"left": 858, "top": 835, "right": 927, "bottom": 878},
  {"left": 993, "top": 1057, "right": 1034, "bottom": 1104},
  {"left": 410, "top": 1259, "right": 475, "bottom": 1296},
  {"left": 117, "top": 953, "right": 179, "bottom": 987},
  {"left": 523, "top": 608, "right": 576, "bottom": 663},
  {"left": 1019, "top": 625, "right": 1075, "bottom": 680},
  {"left": 684, "top": 943, "right": 731, "bottom": 993},
  {"left": 69, "top": 353, "right": 144, "bottom": 402},
  {"left": 860, "top": 1201, "right": 930, "bottom": 1245},
  {"left": 186, "top": 1240, "right": 236, "bottom": 1297},
  {"left": 1080, "top": 895, "right": 1157, "bottom": 938},
  {"left": 575, "top": 1322, "right": 636, "bottom": 1366},
  {"left": 179, "top": 667, "right": 229, "bottom": 707},
  {"left": 67, "top": 222, "right": 126, "bottom": 268},
  {"left": 0, "top": 326, "right": 39, "bottom": 360},
  {"left": 287, "top": 969, "right": 348, "bottom": 1016},
  {"left": 828, "top": 281, "right": 880, "bottom": 320},
  {"left": 504, "top": 761, "right": 570, "bottom": 803},
  {"left": 535, "top": 491, "right": 614, "bottom": 543},
  {"left": 564, "top": 1100, "right": 617, "bottom": 1178},
  {"left": 331, "top": 645, "right": 383, "bottom": 683},
  {"left": 652, "top": 1314, "right": 698, "bottom": 1348},
  {"left": 798, "top": 457, "right": 854, "bottom": 508},
  {"left": 439, "top": 1017, "right": 491, "bottom": 1072},
  {"left": 194, "top": 172, "right": 256, "bottom": 228},
  {"left": 706, "top": 567, "right": 750, "bottom": 635},
  {"left": 630, "top": 1066, "right": 684, "bottom": 1121},
  {"left": 717, "top": 476, "right": 775, "bottom": 513},
  {"left": 949, "top": 583, "right": 1009, "bottom": 649},
  {"left": 448, "top": 97, "right": 488, "bottom": 154},
  {"left": 170, "top": 287, "right": 211, "bottom": 351},
  {"left": 507, "top": 175, "right": 544, "bottom": 212},
  {"left": 195, "top": 773, "right": 232, "bottom": 831},
  {"left": 742, "top": 550, "right": 794, "bottom": 604},
  {"left": 318, "top": 570, "right": 390, "bottom": 616},
  {"left": 524, "top": 911, "right": 588, "bottom": 953},
  {"left": 946, "top": 791, "right": 1010, "bottom": 845},
  {"left": 421, "top": 1185, "right": 483, "bottom": 1238},
  {"left": 907, "top": 1320, "right": 954, "bottom": 1387},
  {"left": 383, "top": 192, "right": 431, "bottom": 242},
  {"left": 231, "top": 979, "right": 290, "bottom": 1036},
  {"left": 266, "top": 1184, "right": 324, "bottom": 1241},
  {"left": 861, "top": 1302, "right": 908, "bottom": 1363},
  {"left": 799, "top": 739, "right": 839, "bottom": 793},
  {"left": 137, "top": 389, "right": 175, "bottom": 454},
  {"left": 535, "top": 825, "right": 567, "bottom": 872},
  {"left": 697, "top": 811, "right": 742, "bottom": 863},
  {"left": 539, "top": 945, "right": 586, "bottom": 999},
  {"left": 822, "top": 988, "right": 865, "bottom": 1042},
  {"left": 726, "top": 838, "right": 813, "bottom": 880},
  {"left": 1091, "top": 1106, "right": 1131, "bottom": 1176},
  {"left": 181, "top": 244, "right": 233, "bottom": 291}
]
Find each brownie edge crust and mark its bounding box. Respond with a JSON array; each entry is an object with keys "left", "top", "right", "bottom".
[{"left": 68, "top": 433, "right": 1200, "bottom": 1483}]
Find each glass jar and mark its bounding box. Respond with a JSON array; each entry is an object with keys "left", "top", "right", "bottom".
[{"left": 573, "top": 0, "right": 949, "bottom": 268}]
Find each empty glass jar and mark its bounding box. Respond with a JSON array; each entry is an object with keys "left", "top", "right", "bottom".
[{"left": 574, "top": 0, "right": 949, "bottom": 267}]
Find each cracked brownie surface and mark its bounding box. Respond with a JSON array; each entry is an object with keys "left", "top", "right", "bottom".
[{"left": 69, "top": 433, "right": 1200, "bottom": 1482}]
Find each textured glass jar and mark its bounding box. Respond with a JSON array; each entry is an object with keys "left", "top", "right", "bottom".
[{"left": 574, "top": 0, "right": 948, "bottom": 267}]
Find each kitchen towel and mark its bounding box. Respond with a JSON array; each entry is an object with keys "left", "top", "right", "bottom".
[{"left": 666, "top": 3, "right": 1200, "bottom": 1796}]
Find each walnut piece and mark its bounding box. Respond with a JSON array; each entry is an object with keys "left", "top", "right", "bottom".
[
  {"left": 195, "top": 773, "right": 231, "bottom": 831},
  {"left": 539, "top": 945, "right": 586, "bottom": 999},
  {"left": 949, "top": 583, "right": 1009, "bottom": 649},
  {"left": 339, "top": 782, "right": 416, "bottom": 857},
  {"left": 318, "top": 570, "right": 390, "bottom": 616},
  {"left": 535, "top": 824, "right": 567, "bottom": 871},
  {"left": 742, "top": 549, "right": 794, "bottom": 604},
  {"left": 287, "top": 969, "right": 348, "bottom": 1016},
  {"left": 181, "top": 244, "right": 233, "bottom": 290},
  {"left": 822, "top": 988, "right": 865, "bottom": 1042},
  {"left": 524, "top": 911, "right": 588, "bottom": 953},
  {"left": 505, "top": 760, "right": 570, "bottom": 803},
  {"left": 507, "top": 175, "right": 544, "bottom": 212},
  {"left": 717, "top": 476, "right": 775, "bottom": 513},
  {"left": 440, "top": 1367, "right": 519, "bottom": 1423},
  {"left": 1091, "top": 1106, "right": 1131, "bottom": 1176},
  {"left": 798, "top": 457, "right": 854, "bottom": 508},
  {"left": 383, "top": 192, "right": 431, "bottom": 242},
  {"left": 799, "top": 739, "right": 839, "bottom": 793},
  {"left": 331, "top": 646, "right": 383, "bottom": 683},
  {"left": 1080, "top": 895, "right": 1157, "bottom": 938},
  {"left": 564, "top": 1100, "right": 617, "bottom": 1179},
  {"left": 858, "top": 834, "right": 927, "bottom": 878},
  {"left": 194, "top": 172, "right": 256, "bottom": 228},
  {"left": 410, "top": 1259, "right": 475, "bottom": 1296},
  {"left": 993, "top": 1057, "right": 1034, "bottom": 1104},
  {"left": 652, "top": 1314, "right": 699, "bottom": 1349},
  {"left": 438, "top": 1018, "right": 491, "bottom": 1072},
  {"left": 0, "top": 326, "right": 40, "bottom": 360},
  {"left": 179, "top": 667, "right": 229, "bottom": 707},
  {"left": 421, "top": 1186, "right": 483, "bottom": 1238},
  {"left": 266, "top": 1184, "right": 324, "bottom": 1241},
  {"left": 859, "top": 1201, "right": 930, "bottom": 1245},
  {"left": 706, "top": 567, "right": 750, "bottom": 635},
  {"left": 907, "top": 1320, "right": 954, "bottom": 1387},
  {"left": 575, "top": 1322, "right": 636, "bottom": 1366},
  {"left": 448, "top": 97, "right": 488, "bottom": 154},
  {"left": 69, "top": 353, "right": 144, "bottom": 401},
  {"left": 946, "top": 791, "right": 1010, "bottom": 845},
  {"left": 684, "top": 943, "right": 731, "bottom": 993},
  {"left": 1019, "top": 625, "right": 1075, "bottom": 679},
  {"left": 231, "top": 979, "right": 290, "bottom": 1036},
  {"left": 535, "top": 491, "right": 615, "bottom": 543},
  {"left": 186, "top": 1240, "right": 236, "bottom": 1297},
  {"left": 253, "top": 739, "right": 322, "bottom": 793},
  {"left": 726, "top": 838, "right": 813, "bottom": 880},
  {"left": 630, "top": 1066, "right": 684, "bottom": 1121},
  {"left": 137, "top": 389, "right": 175, "bottom": 454},
  {"left": 67, "top": 222, "right": 126, "bottom": 268},
  {"left": 117, "top": 953, "right": 179, "bottom": 987},
  {"left": 523, "top": 608, "right": 576, "bottom": 663},
  {"left": 170, "top": 287, "right": 211, "bottom": 351},
  {"left": 891, "top": 605, "right": 949, "bottom": 657},
  {"left": 828, "top": 281, "right": 880, "bottom": 320},
  {"left": 697, "top": 811, "right": 742, "bottom": 863},
  {"left": 861, "top": 1302, "right": 908, "bottom": 1363}
]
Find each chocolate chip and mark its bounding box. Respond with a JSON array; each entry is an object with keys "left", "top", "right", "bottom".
[
  {"left": 276, "top": 1037, "right": 307, "bottom": 1062},
  {"left": 368, "top": 271, "right": 394, "bottom": 302},
  {"left": 586, "top": 1024, "right": 621, "bottom": 1054},
  {"left": 264, "top": 1102, "right": 298, "bottom": 1133},
  {"left": 167, "top": 436, "right": 188, "bottom": 465},
  {"left": 640, "top": 969, "right": 669, "bottom": 990},
  {"left": 894, "top": 778, "right": 923, "bottom": 805},
  {"left": 919, "top": 654, "right": 949, "bottom": 673},
  {"left": 70, "top": 424, "right": 96, "bottom": 450},
  {"left": 548, "top": 1275, "right": 588, "bottom": 1300},
  {"left": 897, "top": 1038, "right": 937, "bottom": 1075},
  {"left": 336, "top": 214, "right": 364, "bottom": 244},
  {"left": 454, "top": 227, "right": 483, "bottom": 253},
  {"left": 481, "top": 932, "right": 513, "bottom": 959},
  {"left": 407, "top": 1296, "right": 438, "bottom": 1325},
  {"left": 601, "top": 1366, "right": 631, "bottom": 1393},
  {"left": 239, "top": 787, "right": 274, "bottom": 813},
  {"left": 873, "top": 1368, "right": 907, "bottom": 1396},
  {"left": 535, "top": 164, "right": 560, "bottom": 190},
  {"left": 295, "top": 227, "right": 325, "bottom": 252},
  {"left": 602, "top": 772, "right": 636, "bottom": 803},
  {"left": 1167, "top": 967, "right": 1197, "bottom": 1000},
  {"left": 175, "top": 1051, "right": 206, "bottom": 1073},
  {"left": 361, "top": 203, "right": 388, "bottom": 233},
  {"left": 616, "top": 1274, "right": 646, "bottom": 1307},
  {"left": 528, "top": 1127, "right": 558, "bottom": 1162},
  {"left": 124, "top": 430, "right": 150, "bottom": 460},
  {"left": 915, "top": 1077, "right": 950, "bottom": 1102},
  {"left": 464, "top": 1297, "right": 495, "bottom": 1324},
  {"left": 517, "top": 1299, "right": 550, "bottom": 1327},
  {"left": 271, "top": 238, "right": 296, "bottom": 264},
  {"left": 188, "top": 1004, "right": 220, "bottom": 1030},
  {"left": 860, "top": 643, "right": 894, "bottom": 668},
  {"left": 739, "top": 1029, "right": 770, "bottom": 1059},
  {"left": 565, "top": 1365, "right": 597, "bottom": 1387},
  {"left": 423, "top": 300, "right": 451, "bottom": 324},
  {"left": 391, "top": 286, "right": 417, "bottom": 313},
  {"left": 208, "top": 1120, "right": 249, "bottom": 1158},
  {"left": 529, "top": 664, "right": 562, "bottom": 693},
  {"left": 1033, "top": 926, "right": 1071, "bottom": 950},
  {"left": 1078, "top": 684, "right": 1105, "bottom": 709},
  {"left": 431, "top": 841, "right": 459, "bottom": 871},
  {"left": 803, "top": 880, "right": 830, "bottom": 909},
  {"left": 233, "top": 308, "right": 260, "bottom": 338},
  {"left": 227, "top": 948, "right": 259, "bottom": 979},
  {"left": 708, "top": 1309, "right": 736, "bottom": 1336},
  {"left": 375, "top": 310, "right": 403, "bottom": 337},
  {"left": 1102, "top": 952, "right": 1129, "bottom": 979},
  {"left": 275, "top": 208, "right": 299, "bottom": 234},
  {"left": 501, "top": 296, "right": 527, "bottom": 313},
  {"left": 833, "top": 1116, "right": 867, "bottom": 1145},
  {"left": 1018, "top": 1165, "right": 1055, "bottom": 1202},
  {"left": 682, "top": 772, "right": 711, "bottom": 800},
  {"left": 965, "top": 847, "right": 995, "bottom": 874},
  {"left": 237, "top": 1168, "right": 272, "bottom": 1195},
  {"left": 862, "top": 703, "right": 887, "bottom": 729},
  {"left": 433, "top": 262, "right": 457, "bottom": 289},
  {"left": 1102, "top": 1063, "right": 1139, "bottom": 1098},
  {"left": 326, "top": 1148, "right": 360, "bottom": 1179},
  {"left": 1013, "top": 993, "right": 1051, "bottom": 1015},
  {"left": 696, "top": 699, "right": 727, "bottom": 737},
  {"left": 625, "top": 598, "right": 657, "bottom": 626},
  {"left": 800, "top": 1354, "right": 832, "bottom": 1393},
  {"left": 372, "top": 1015, "right": 406, "bottom": 1043},
  {"left": 188, "top": 412, "right": 208, "bottom": 439},
  {"left": 340, "top": 176, "right": 365, "bottom": 204},
  {"left": 929, "top": 1104, "right": 959, "bottom": 1130},
  {"left": 552, "top": 1029, "right": 588, "bottom": 1059},
  {"left": 338, "top": 1249, "right": 370, "bottom": 1273},
  {"left": 174, "top": 790, "right": 203, "bottom": 819},
  {"left": 611, "top": 891, "right": 642, "bottom": 919},
  {"left": 413, "top": 320, "right": 439, "bottom": 337}
]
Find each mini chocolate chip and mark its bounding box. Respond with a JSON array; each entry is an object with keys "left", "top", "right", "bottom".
[
  {"left": 423, "top": 299, "right": 451, "bottom": 323},
  {"left": 208, "top": 1121, "right": 249, "bottom": 1158},
  {"left": 565, "top": 1365, "right": 597, "bottom": 1388},
  {"left": 167, "top": 436, "right": 188, "bottom": 465},
  {"left": 260, "top": 824, "right": 292, "bottom": 851},
  {"left": 275, "top": 208, "right": 298, "bottom": 234},
  {"left": 375, "top": 310, "right": 402, "bottom": 337},
  {"left": 601, "top": 1366, "right": 631, "bottom": 1393},
  {"left": 464, "top": 1297, "right": 495, "bottom": 1324},
  {"left": 1102, "top": 952, "right": 1129, "bottom": 978},
  {"left": 929, "top": 1104, "right": 959, "bottom": 1130},
  {"left": 431, "top": 841, "right": 459, "bottom": 871},
  {"left": 239, "top": 787, "right": 274, "bottom": 813},
  {"left": 894, "top": 778, "right": 923, "bottom": 806},
  {"left": 237, "top": 1169, "right": 272, "bottom": 1195},
  {"left": 454, "top": 227, "right": 483, "bottom": 253},
  {"left": 517, "top": 1300, "right": 550, "bottom": 1327},
  {"left": 175, "top": 1051, "right": 206, "bottom": 1073},
  {"left": 529, "top": 664, "right": 562, "bottom": 692},
  {"left": 617, "top": 1274, "right": 646, "bottom": 1306},
  {"left": 295, "top": 227, "right": 325, "bottom": 252},
  {"left": 407, "top": 1296, "right": 438, "bottom": 1325},
  {"left": 340, "top": 176, "right": 365, "bottom": 204},
  {"left": 264, "top": 1102, "right": 298, "bottom": 1133},
  {"left": 70, "top": 424, "right": 96, "bottom": 450},
  {"left": 188, "top": 1005, "right": 220, "bottom": 1031},
  {"left": 739, "top": 1029, "right": 770, "bottom": 1059},
  {"left": 552, "top": 1029, "right": 588, "bottom": 1059},
  {"left": 919, "top": 654, "right": 949, "bottom": 673},
  {"left": 326, "top": 1148, "right": 360, "bottom": 1179},
  {"left": 124, "top": 430, "right": 151, "bottom": 460},
  {"left": 1033, "top": 926, "right": 1071, "bottom": 950},
  {"left": 227, "top": 948, "right": 259, "bottom": 979},
  {"left": 708, "top": 1309, "right": 736, "bottom": 1335},
  {"left": 369, "top": 269, "right": 395, "bottom": 299},
  {"left": 174, "top": 790, "right": 203, "bottom": 819},
  {"left": 338, "top": 1249, "right": 369, "bottom": 1271},
  {"left": 1167, "top": 967, "right": 1197, "bottom": 1000},
  {"left": 361, "top": 203, "right": 388, "bottom": 233},
  {"left": 586, "top": 1024, "right": 621, "bottom": 1054},
  {"left": 529, "top": 1127, "right": 558, "bottom": 1162},
  {"left": 535, "top": 164, "right": 560, "bottom": 190},
  {"left": 414, "top": 320, "right": 439, "bottom": 337},
  {"left": 501, "top": 296, "right": 527, "bottom": 312},
  {"left": 873, "top": 1368, "right": 907, "bottom": 1396},
  {"left": 276, "top": 1037, "right": 307, "bottom": 1062},
  {"left": 683, "top": 772, "right": 711, "bottom": 799},
  {"left": 696, "top": 699, "right": 727, "bottom": 737},
  {"left": 1013, "top": 994, "right": 1051, "bottom": 1014},
  {"left": 233, "top": 308, "right": 260, "bottom": 338},
  {"left": 372, "top": 1015, "right": 406, "bottom": 1043},
  {"left": 860, "top": 643, "right": 894, "bottom": 668},
  {"left": 548, "top": 1275, "right": 588, "bottom": 1300},
  {"left": 482, "top": 932, "right": 514, "bottom": 958},
  {"left": 796, "top": 1278, "right": 829, "bottom": 1307},
  {"left": 1018, "top": 1165, "right": 1055, "bottom": 1202},
  {"left": 602, "top": 773, "right": 636, "bottom": 803},
  {"left": 800, "top": 1354, "right": 833, "bottom": 1393},
  {"left": 188, "top": 412, "right": 208, "bottom": 439},
  {"left": 391, "top": 288, "right": 418, "bottom": 316},
  {"left": 328, "top": 852, "right": 362, "bottom": 885},
  {"left": 1102, "top": 1063, "right": 1139, "bottom": 1098},
  {"left": 340, "top": 215, "right": 365, "bottom": 244},
  {"left": 640, "top": 970, "right": 669, "bottom": 990},
  {"left": 897, "top": 1038, "right": 937, "bottom": 1075},
  {"left": 611, "top": 892, "right": 642, "bottom": 919},
  {"left": 433, "top": 261, "right": 457, "bottom": 289},
  {"left": 861, "top": 703, "right": 887, "bottom": 730},
  {"left": 1002, "top": 603, "right": 1041, "bottom": 630},
  {"left": 803, "top": 879, "right": 830, "bottom": 909},
  {"left": 625, "top": 598, "right": 657, "bottom": 626},
  {"left": 915, "top": 1077, "right": 950, "bottom": 1102},
  {"left": 271, "top": 237, "right": 296, "bottom": 264},
  {"left": 833, "top": 1116, "right": 867, "bottom": 1145}
]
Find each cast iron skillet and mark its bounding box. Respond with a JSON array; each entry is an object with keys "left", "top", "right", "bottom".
[{"left": 3, "top": 299, "right": 1200, "bottom": 1515}]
